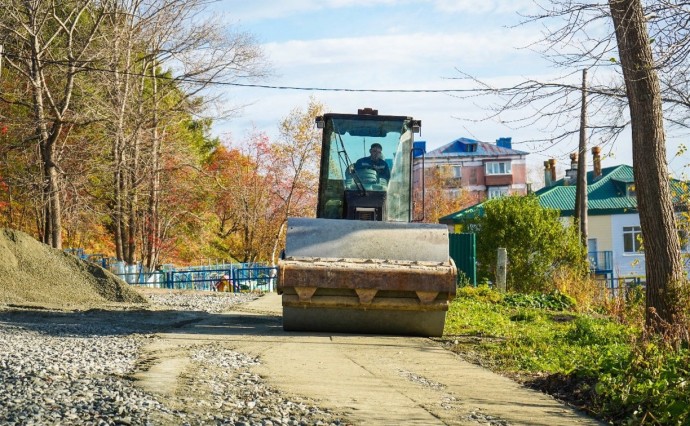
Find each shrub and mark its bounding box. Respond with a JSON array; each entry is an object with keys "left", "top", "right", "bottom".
[
  {"left": 592, "top": 340, "right": 690, "bottom": 424},
  {"left": 456, "top": 271, "right": 473, "bottom": 287},
  {"left": 463, "top": 195, "right": 589, "bottom": 293},
  {"left": 510, "top": 309, "right": 540, "bottom": 322},
  {"left": 564, "top": 316, "right": 628, "bottom": 346}
]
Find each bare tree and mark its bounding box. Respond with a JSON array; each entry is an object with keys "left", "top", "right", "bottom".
[
  {"left": 87, "top": 0, "right": 269, "bottom": 267},
  {"left": 133, "top": 0, "right": 268, "bottom": 269},
  {"left": 0, "top": 0, "right": 108, "bottom": 248},
  {"left": 268, "top": 99, "right": 324, "bottom": 266},
  {"left": 456, "top": 1, "right": 690, "bottom": 153}
]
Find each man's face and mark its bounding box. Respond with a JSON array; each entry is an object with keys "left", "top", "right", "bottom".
[{"left": 370, "top": 147, "right": 382, "bottom": 160}]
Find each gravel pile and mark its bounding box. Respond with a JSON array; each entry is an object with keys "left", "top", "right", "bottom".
[
  {"left": 0, "top": 228, "right": 146, "bottom": 309},
  {"left": 0, "top": 293, "right": 347, "bottom": 426}
]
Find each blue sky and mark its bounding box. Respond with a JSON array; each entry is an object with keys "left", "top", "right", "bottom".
[{"left": 209, "top": 0, "right": 689, "bottom": 180}]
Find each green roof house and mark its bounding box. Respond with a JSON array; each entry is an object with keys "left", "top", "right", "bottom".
[{"left": 440, "top": 148, "right": 689, "bottom": 286}]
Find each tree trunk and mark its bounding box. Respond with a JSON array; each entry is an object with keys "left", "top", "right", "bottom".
[
  {"left": 47, "top": 154, "right": 62, "bottom": 248},
  {"left": 126, "top": 131, "right": 140, "bottom": 264},
  {"left": 126, "top": 62, "right": 147, "bottom": 265},
  {"left": 125, "top": 128, "right": 142, "bottom": 266},
  {"left": 113, "top": 130, "right": 125, "bottom": 260},
  {"left": 111, "top": 29, "right": 125, "bottom": 260},
  {"left": 609, "top": 0, "right": 685, "bottom": 329},
  {"left": 33, "top": 64, "right": 62, "bottom": 248},
  {"left": 145, "top": 61, "right": 161, "bottom": 270}
]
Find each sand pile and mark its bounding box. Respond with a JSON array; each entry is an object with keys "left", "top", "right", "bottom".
[{"left": 0, "top": 228, "right": 146, "bottom": 309}]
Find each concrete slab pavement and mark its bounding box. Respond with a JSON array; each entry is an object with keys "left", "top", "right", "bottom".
[{"left": 154, "top": 292, "right": 603, "bottom": 425}]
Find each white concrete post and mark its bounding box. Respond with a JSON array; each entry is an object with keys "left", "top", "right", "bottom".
[{"left": 496, "top": 248, "right": 507, "bottom": 292}]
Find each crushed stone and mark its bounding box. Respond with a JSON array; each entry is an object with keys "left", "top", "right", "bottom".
[{"left": 0, "top": 228, "right": 146, "bottom": 309}]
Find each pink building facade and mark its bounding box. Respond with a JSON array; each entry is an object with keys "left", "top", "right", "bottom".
[{"left": 413, "top": 137, "right": 529, "bottom": 209}]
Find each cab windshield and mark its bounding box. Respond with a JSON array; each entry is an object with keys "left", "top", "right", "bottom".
[{"left": 317, "top": 116, "right": 413, "bottom": 222}]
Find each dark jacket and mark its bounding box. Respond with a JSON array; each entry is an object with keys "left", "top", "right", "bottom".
[{"left": 354, "top": 157, "right": 390, "bottom": 182}]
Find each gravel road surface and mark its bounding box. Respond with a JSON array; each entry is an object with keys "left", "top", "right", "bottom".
[{"left": 0, "top": 289, "right": 602, "bottom": 425}]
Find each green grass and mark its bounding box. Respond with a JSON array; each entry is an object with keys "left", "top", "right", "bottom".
[{"left": 444, "top": 286, "right": 690, "bottom": 425}]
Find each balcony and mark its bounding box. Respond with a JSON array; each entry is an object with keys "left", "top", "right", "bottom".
[
  {"left": 485, "top": 174, "right": 513, "bottom": 186},
  {"left": 588, "top": 251, "right": 613, "bottom": 273}
]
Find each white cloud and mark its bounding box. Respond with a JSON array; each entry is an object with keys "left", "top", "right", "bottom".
[
  {"left": 433, "top": 0, "right": 540, "bottom": 15},
  {"left": 217, "top": 29, "right": 556, "bottom": 153},
  {"left": 261, "top": 29, "right": 542, "bottom": 86},
  {"left": 225, "top": 0, "right": 406, "bottom": 23},
  {"left": 224, "top": 0, "right": 535, "bottom": 23}
]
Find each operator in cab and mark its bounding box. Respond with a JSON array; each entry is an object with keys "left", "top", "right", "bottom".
[{"left": 353, "top": 143, "right": 390, "bottom": 183}]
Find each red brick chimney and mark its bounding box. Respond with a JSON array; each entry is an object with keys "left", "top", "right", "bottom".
[
  {"left": 549, "top": 158, "right": 557, "bottom": 183},
  {"left": 592, "top": 146, "right": 602, "bottom": 178}
]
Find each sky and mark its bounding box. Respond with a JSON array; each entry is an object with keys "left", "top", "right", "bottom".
[{"left": 208, "top": 0, "right": 690, "bottom": 180}]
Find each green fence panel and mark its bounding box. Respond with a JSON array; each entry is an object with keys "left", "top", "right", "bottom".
[{"left": 449, "top": 233, "right": 476, "bottom": 286}]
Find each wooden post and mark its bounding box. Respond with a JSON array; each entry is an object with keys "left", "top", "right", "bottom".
[{"left": 496, "top": 248, "right": 507, "bottom": 292}]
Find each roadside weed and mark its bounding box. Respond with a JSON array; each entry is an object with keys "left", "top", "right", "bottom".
[{"left": 444, "top": 288, "right": 688, "bottom": 425}]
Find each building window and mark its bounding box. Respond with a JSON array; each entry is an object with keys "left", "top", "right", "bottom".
[
  {"left": 452, "top": 165, "right": 462, "bottom": 178},
  {"left": 488, "top": 186, "right": 509, "bottom": 199},
  {"left": 623, "top": 226, "right": 642, "bottom": 253},
  {"left": 485, "top": 161, "right": 511, "bottom": 175},
  {"left": 626, "top": 184, "right": 636, "bottom": 197},
  {"left": 469, "top": 168, "right": 477, "bottom": 184}
]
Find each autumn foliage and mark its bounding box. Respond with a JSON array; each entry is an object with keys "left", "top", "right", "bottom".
[{"left": 414, "top": 166, "right": 473, "bottom": 224}]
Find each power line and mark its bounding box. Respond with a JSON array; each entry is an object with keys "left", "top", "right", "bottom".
[
  {"left": 219, "top": 82, "right": 473, "bottom": 93},
  {"left": 0, "top": 50, "right": 478, "bottom": 94}
]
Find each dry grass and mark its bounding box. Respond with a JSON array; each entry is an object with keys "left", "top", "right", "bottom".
[{"left": 551, "top": 266, "right": 600, "bottom": 312}]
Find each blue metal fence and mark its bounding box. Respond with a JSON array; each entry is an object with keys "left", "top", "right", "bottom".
[
  {"left": 596, "top": 276, "right": 645, "bottom": 299},
  {"left": 111, "top": 263, "right": 277, "bottom": 292},
  {"left": 64, "top": 248, "right": 276, "bottom": 293}
]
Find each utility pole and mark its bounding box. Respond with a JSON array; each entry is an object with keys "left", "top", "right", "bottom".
[{"left": 574, "top": 69, "right": 589, "bottom": 246}]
